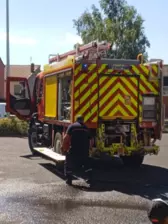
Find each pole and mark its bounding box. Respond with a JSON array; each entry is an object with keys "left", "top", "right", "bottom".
[{"left": 6, "top": 0, "right": 10, "bottom": 79}]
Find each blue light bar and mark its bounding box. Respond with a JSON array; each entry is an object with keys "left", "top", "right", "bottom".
[{"left": 82, "top": 64, "right": 88, "bottom": 69}]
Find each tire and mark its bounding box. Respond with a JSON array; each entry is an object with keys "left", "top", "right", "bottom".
[
  {"left": 66, "top": 175, "right": 72, "bottom": 186},
  {"left": 53, "top": 132, "right": 62, "bottom": 154},
  {"left": 53, "top": 132, "right": 65, "bottom": 169},
  {"left": 28, "top": 124, "right": 39, "bottom": 156},
  {"left": 120, "top": 154, "right": 144, "bottom": 169}
]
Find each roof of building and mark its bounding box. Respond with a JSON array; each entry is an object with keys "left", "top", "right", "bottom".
[
  {"left": 4, "top": 64, "right": 40, "bottom": 79},
  {"left": 0, "top": 58, "right": 4, "bottom": 67}
]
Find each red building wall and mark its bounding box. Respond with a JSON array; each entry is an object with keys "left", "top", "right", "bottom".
[{"left": 0, "top": 58, "right": 5, "bottom": 101}]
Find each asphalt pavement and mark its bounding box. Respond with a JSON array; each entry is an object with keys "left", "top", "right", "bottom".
[{"left": 0, "top": 135, "right": 168, "bottom": 224}]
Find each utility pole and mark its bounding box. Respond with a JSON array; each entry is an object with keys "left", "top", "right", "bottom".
[{"left": 6, "top": 0, "right": 10, "bottom": 79}]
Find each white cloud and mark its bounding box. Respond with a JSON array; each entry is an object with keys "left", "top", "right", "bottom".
[
  {"left": 56, "top": 32, "right": 83, "bottom": 48},
  {"left": 64, "top": 32, "right": 83, "bottom": 45},
  {"left": 0, "top": 32, "right": 37, "bottom": 45},
  {"left": 41, "top": 32, "right": 83, "bottom": 65}
]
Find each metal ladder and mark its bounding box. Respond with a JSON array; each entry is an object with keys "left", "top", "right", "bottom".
[
  {"left": 48, "top": 40, "right": 143, "bottom": 67},
  {"left": 48, "top": 40, "right": 111, "bottom": 64}
]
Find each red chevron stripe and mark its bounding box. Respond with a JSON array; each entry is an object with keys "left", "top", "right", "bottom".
[
  {"left": 117, "top": 76, "right": 142, "bottom": 103},
  {"left": 101, "top": 96, "right": 121, "bottom": 117},
  {"left": 142, "top": 65, "right": 158, "bottom": 77},
  {"left": 76, "top": 75, "right": 120, "bottom": 118},
  {"left": 119, "top": 78, "right": 138, "bottom": 100},
  {"left": 117, "top": 99, "right": 136, "bottom": 116},
  {"left": 121, "top": 69, "right": 133, "bottom": 75},
  {"left": 98, "top": 65, "right": 108, "bottom": 74},
  {"left": 78, "top": 96, "right": 98, "bottom": 120},
  {"left": 144, "top": 70, "right": 159, "bottom": 91},
  {"left": 114, "top": 110, "right": 123, "bottom": 117},
  {"left": 87, "top": 82, "right": 138, "bottom": 121},
  {"left": 75, "top": 85, "right": 98, "bottom": 114},
  {"left": 104, "top": 98, "right": 134, "bottom": 117},
  {"left": 74, "top": 65, "right": 98, "bottom": 92},
  {"left": 85, "top": 109, "right": 98, "bottom": 122},
  {"left": 75, "top": 75, "right": 98, "bottom": 101},
  {"left": 130, "top": 67, "right": 154, "bottom": 93},
  {"left": 74, "top": 64, "right": 160, "bottom": 124},
  {"left": 99, "top": 76, "right": 138, "bottom": 113},
  {"left": 117, "top": 69, "right": 144, "bottom": 96},
  {"left": 137, "top": 65, "right": 147, "bottom": 76},
  {"left": 74, "top": 64, "right": 108, "bottom": 96},
  {"left": 98, "top": 76, "right": 138, "bottom": 114},
  {"left": 99, "top": 77, "right": 119, "bottom": 98},
  {"left": 141, "top": 68, "right": 158, "bottom": 91},
  {"left": 139, "top": 79, "right": 155, "bottom": 93},
  {"left": 101, "top": 97, "right": 119, "bottom": 116},
  {"left": 74, "top": 73, "right": 88, "bottom": 92},
  {"left": 117, "top": 88, "right": 137, "bottom": 112},
  {"left": 74, "top": 71, "right": 113, "bottom": 115},
  {"left": 74, "top": 66, "right": 152, "bottom": 122},
  {"left": 74, "top": 66, "right": 108, "bottom": 116},
  {"left": 99, "top": 85, "right": 120, "bottom": 114},
  {"left": 136, "top": 66, "right": 158, "bottom": 91},
  {"left": 151, "top": 67, "right": 158, "bottom": 77},
  {"left": 101, "top": 69, "right": 140, "bottom": 96},
  {"left": 75, "top": 65, "right": 98, "bottom": 100},
  {"left": 119, "top": 71, "right": 144, "bottom": 96},
  {"left": 74, "top": 64, "right": 81, "bottom": 75},
  {"left": 109, "top": 69, "right": 125, "bottom": 75}
]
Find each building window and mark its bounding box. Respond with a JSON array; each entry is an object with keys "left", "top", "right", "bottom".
[
  {"left": 163, "top": 77, "right": 168, "bottom": 96},
  {"left": 164, "top": 77, "right": 168, "bottom": 86}
]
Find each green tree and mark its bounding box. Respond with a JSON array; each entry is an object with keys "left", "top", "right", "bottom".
[{"left": 73, "top": 0, "right": 150, "bottom": 60}]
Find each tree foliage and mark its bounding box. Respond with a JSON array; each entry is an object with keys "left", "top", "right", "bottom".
[{"left": 73, "top": 0, "right": 150, "bottom": 60}]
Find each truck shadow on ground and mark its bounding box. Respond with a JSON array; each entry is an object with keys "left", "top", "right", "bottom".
[{"left": 38, "top": 156, "right": 168, "bottom": 201}]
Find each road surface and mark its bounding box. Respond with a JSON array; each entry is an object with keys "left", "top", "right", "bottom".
[{"left": 0, "top": 135, "right": 168, "bottom": 224}]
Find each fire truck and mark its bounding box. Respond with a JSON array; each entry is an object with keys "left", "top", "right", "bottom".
[{"left": 6, "top": 41, "right": 164, "bottom": 167}]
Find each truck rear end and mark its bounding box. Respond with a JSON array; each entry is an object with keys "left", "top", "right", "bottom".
[{"left": 73, "top": 58, "right": 163, "bottom": 165}]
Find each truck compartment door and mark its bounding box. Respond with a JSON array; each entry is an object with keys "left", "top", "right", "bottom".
[
  {"left": 44, "top": 75, "right": 57, "bottom": 118},
  {"left": 98, "top": 74, "right": 139, "bottom": 119},
  {"left": 6, "top": 77, "right": 31, "bottom": 119}
]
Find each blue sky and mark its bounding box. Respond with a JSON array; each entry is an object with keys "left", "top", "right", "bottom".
[{"left": 0, "top": 0, "right": 168, "bottom": 66}]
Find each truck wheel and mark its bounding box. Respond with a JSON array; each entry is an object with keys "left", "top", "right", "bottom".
[
  {"left": 54, "top": 132, "right": 62, "bottom": 154},
  {"left": 28, "top": 124, "right": 39, "bottom": 156},
  {"left": 53, "top": 132, "right": 64, "bottom": 169},
  {"left": 120, "top": 154, "right": 144, "bottom": 168}
]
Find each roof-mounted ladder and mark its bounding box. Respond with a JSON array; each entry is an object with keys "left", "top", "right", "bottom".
[
  {"left": 48, "top": 40, "right": 142, "bottom": 67},
  {"left": 49, "top": 40, "right": 111, "bottom": 64}
]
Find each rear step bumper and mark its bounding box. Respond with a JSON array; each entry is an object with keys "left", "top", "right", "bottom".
[{"left": 34, "top": 147, "right": 65, "bottom": 161}]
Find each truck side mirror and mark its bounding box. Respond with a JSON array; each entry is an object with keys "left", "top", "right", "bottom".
[{"left": 37, "top": 98, "right": 41, "bottom": 103}]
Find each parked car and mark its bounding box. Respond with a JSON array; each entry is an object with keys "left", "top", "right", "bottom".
[{"left": 0, "top": 103, "right": 8, "bottom": 118}]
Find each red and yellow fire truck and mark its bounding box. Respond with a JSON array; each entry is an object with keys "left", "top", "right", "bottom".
[{"left": 6, "top": 41, "right": 164, "bottom": 167}]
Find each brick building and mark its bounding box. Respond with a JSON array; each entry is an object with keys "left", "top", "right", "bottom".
[
  {"left": 0, "top": 58, "right": 5, "bottom": 101},
  {"left": 163, "top": 65, "right": 168, "bottom": 118}
]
